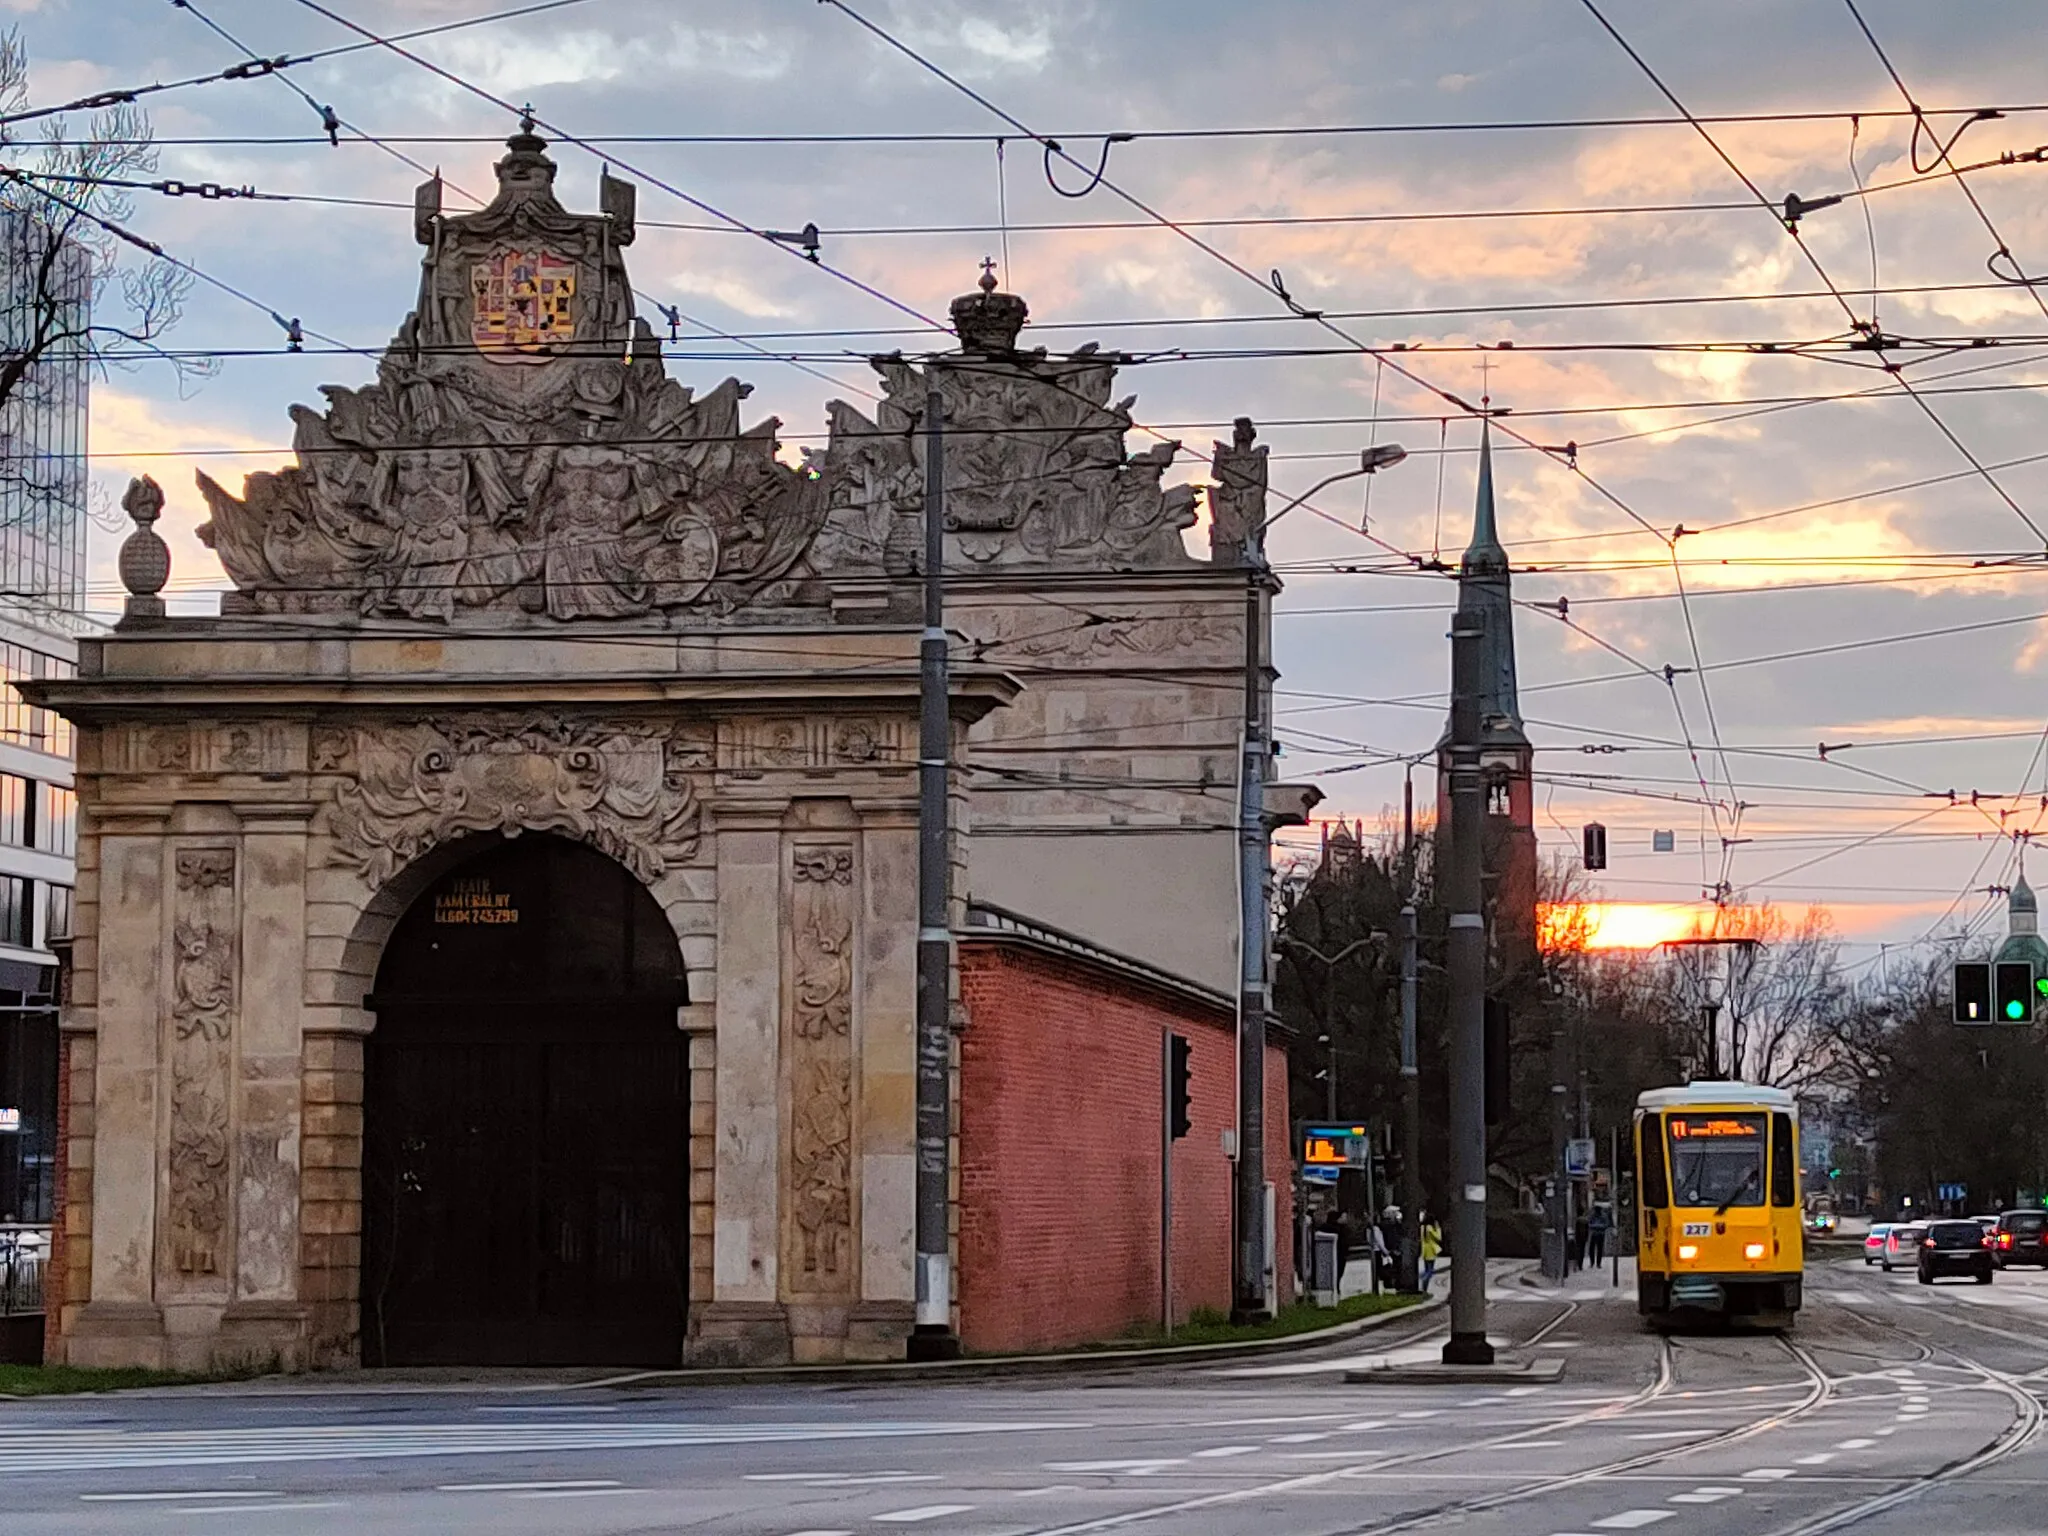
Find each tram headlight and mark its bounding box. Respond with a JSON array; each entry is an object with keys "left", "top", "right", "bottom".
[
  {"left": 1744, "top": 1242, "right": 1766, "bottom": 1260},
  {"left": 1676, "top": 1243, "right": 1699, "bottom": 1261}
]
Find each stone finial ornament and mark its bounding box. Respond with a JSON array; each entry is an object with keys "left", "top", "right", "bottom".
[
  {"left": 118, "top": 475, "right": 171, "bottom": 620},
  {"left": 950, "top": 258, "right": 1029, "bottom": 354}
]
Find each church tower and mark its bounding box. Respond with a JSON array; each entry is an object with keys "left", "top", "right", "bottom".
[{"left": 1437, "top": 424, "right": 1538, "bottom": 964}]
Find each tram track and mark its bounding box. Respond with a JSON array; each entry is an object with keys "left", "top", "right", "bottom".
[{"left": 1025, "top": 1327, "right": 1849, "bottom": 1536}]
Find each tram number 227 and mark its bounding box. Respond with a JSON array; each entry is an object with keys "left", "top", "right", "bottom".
[{"left": 1681, "top": 1223, "right": 1711, "bottom": 1236}]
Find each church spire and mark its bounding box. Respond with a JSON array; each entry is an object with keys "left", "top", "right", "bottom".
[{"left": 1452, "top": 420, "right": 1525, "bottom": 744}]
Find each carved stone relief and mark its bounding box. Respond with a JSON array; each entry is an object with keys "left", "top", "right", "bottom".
[
  {"left": 787, "top": 843, "right": 855, "bottom": 1292},
  {"left": 719, "top": 717, "right": 906, "bottom": 776},
  {"left": 316, "top": 715, "right": 707, "bottom": 888},
  {"left": 967, "top": 608, "right": 1237, "bottom": 665},
  {"left": 102, "top": 723, "right": 292, "bottom": 776},
  {"left": 167, "top": 849, "right": 236, "bottom": 1280},
  {"left": 169, "top": 129, "right": 1226, "bottom": 626}
]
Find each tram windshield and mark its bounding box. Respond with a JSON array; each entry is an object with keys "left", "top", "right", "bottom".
[{"left": 1664, "top": 1112, "right": 1767, "bottom": 1209}]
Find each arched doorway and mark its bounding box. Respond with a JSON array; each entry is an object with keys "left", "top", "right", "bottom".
[{"left": 362, "top": 835, "right": 689, "bottom": 1366}]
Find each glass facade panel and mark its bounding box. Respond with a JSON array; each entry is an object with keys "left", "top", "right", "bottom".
[
  {"left": 43, "top": 882, "right": 70, "bottom": 943},
  {"left": 0, "top": 877, "right": 30, "bottom": 949},
  {"left": 0, "top": 643, "right": 74, "bottom": 755},
  {"left": 0, "top": 774, "right": 23, "bottom": 847},
  {"left": 0, "top": 209, "right": 89, "bottom": 614},
  {"left": 35, "top": 782, "right": 73, "bottom": 857}
]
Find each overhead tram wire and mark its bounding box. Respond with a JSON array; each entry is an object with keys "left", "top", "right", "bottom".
[
  {"left": 31, "top": 100, "right": 2048, "bottom": 149},
  {"left": 281, "top": 0, "right": 952, "bottom": 339},
  {"left": 0, "top": 1, "right": 606, "bottom": 130},
  {"left": 162, "top": 0, "right": 547, "bottom": 206},
  {"left": 1577, "top": 0, "right": 2048, "bottom": 550},
  {"left": 1842, "top": 0, "right": 2048, "bottom": 329}
]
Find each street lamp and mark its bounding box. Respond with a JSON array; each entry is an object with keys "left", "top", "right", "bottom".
[{"left": 1232, "top": 444, "right": 1407, "bottom": 1323}]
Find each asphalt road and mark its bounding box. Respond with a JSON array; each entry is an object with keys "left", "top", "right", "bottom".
[{"left": 4, "top": 1257, "right": 2045, "bottom": 1535}]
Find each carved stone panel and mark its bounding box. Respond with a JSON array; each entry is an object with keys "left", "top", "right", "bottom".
[
  {"left": 166, "top": 848, "right": 236, "bottom": 1282},
  {"left": 315, "top": 715, "right": 707, "bottom": 887},
  {"left": 719, "top": 718, "right": 905, "bottom": 776},
  {"left": 786, "top": 842, "right": 855, "bottom": 1295}
]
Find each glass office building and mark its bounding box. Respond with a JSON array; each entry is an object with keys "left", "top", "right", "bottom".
[{"left": 0, "top": 209, "right": 88, "bottom": 1232}]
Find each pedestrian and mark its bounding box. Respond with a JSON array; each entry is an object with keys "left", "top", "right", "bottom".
[
  {"left": 1587, "top": 1202, "right": 1611, "bottom": 1267},
  {"left": 1420, "top": 1213, "right": 1443, "bottom": 1292},
  {"left": 1571, "top": 1209, "right": 1590, "bottom": 1270},
  {"left": 1316, "top": 1206, "right": 1349, "bottom": 1284},
  {"left": 1366, "top": 1216, "right": 1391, "bottom": 1291}
]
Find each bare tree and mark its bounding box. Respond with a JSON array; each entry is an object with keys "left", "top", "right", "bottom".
[
  {"left": 1, "top": 27, "right": 207, "bottom": 561},
  {"left": 1669, "top": 905, "right": 1854, "bottom": 1094}
]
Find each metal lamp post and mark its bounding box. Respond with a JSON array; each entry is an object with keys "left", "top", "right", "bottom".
[{"left": 1233, "top": 444, "right": 1407, "bottom": 1322}]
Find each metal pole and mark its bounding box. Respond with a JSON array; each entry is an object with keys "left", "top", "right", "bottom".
[
  {"left": 1443, "top": 614, "right": 1494, "bottom": 1364},
  {"left": 1324, "top": 964, "right": 1338, "bottom": 1123},
  {"left": 1365, "top": 1133, "right": 1379, "bottom": 1296},
  {"left": 1611, "top": 1123, "right": 1621, "bottom": 1288},
  {"left": 1398, "top": 902, "right": 1422, "bottom": 1293},
  {"left": 1233, "top": 551, "right": 1272, "bottom": 1322},
  {"left": 1161, "top": 1031, "right": 1174, "bottom": 1336},
  {"left": 909, "top": 384, "right": 959, "bottom": 1360}
]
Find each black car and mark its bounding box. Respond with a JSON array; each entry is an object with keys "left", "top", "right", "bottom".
[
  {"left": 1992, "top": 1209, "right": 2048, "bottom": 1268},
  {"left": 1917, "top": 1219, "right": 1994, "bottom": 1285}
]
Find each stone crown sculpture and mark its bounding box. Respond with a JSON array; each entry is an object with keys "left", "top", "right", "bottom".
[{"left": 188, "top": 129, "right": 1220, "bottom": 624}]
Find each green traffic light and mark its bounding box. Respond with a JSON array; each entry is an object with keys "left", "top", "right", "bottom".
[
  {"left": 2007, "top": 999, "right": 2029, "bottom": 1020},
  {"left": 2036, "top": 976, "right": 2048, "bottom": 998}
]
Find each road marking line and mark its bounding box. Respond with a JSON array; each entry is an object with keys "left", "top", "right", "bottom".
[
  {"left": 1013, "top": 1487, "right": 1083, "bottom": 1498},
  {"left": 782, "top": 1529, "right": 854, "bottom": 1535},
  {"left": 177, "top": 1504, "right": 347, "bottom": 1516},
  {"left": 874, "top": 1506, "right": 977, "bottom": 1524},
  {"left": 1192, "top": 1446, "right": 1259, "bottom": 1459},
  {"left": 1795, "top": 1453, "right": 1835, "bottom": 1465},
  {"left": 1876, "top": 1427, "right": 1899, "bottom": 1436},
  {"left": 511, "top": 1488, "right": 638, "bottom": 1500},
  {"left": 438, "top": 1480, "right": 620, "bottom": 1492},
  {"left": 1836, "top": 1439, "right": 1877, "bottom": 1449},
  {"left": 1592, "top": 1512, "right": 1675, "bottom": 1529},
  {"left": 1269, "top": 1433, "right": 1329, "bottom": 1444},
  {"left": 1741, "top": 1468, "right": 1795, "bottom": 1480},
  {"left": 1397, "top": 1410, "right": 1441, "bottom": 1419},
  {"left": 81, "top": 1492, "right": 283, "bottom": 1502},
  {"left": 1625, "top": 1431, "right": 1706, "bottom": 1442},
  {"left": 1046, "top": 1460, "right": 1181, "bottom": 1475},
  {"left": 1339, "top": 1421, "right": 1389, "bottom": 1431}
]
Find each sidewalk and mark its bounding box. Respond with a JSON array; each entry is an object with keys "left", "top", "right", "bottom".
[{"left": 1519, "top": 1253, "right": 1638, "bottom": 1295}]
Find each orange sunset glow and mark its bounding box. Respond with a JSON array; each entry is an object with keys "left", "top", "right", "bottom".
[{"left": 1539, "top": 902, "right": 1730, "bottom": 952}]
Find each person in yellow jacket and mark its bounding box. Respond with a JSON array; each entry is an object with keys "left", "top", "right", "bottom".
[{"left": 1420, "top": 1214, "right": 1444, "bottom": 1292}]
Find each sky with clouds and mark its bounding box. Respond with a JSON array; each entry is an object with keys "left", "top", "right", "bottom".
[{"left": 11, "top": 0, "right": 2048, "bottom": 962}]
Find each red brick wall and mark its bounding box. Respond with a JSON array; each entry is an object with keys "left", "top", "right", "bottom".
[{"left": 957, "top": 940, "right": 1294, "bottom": 1353}]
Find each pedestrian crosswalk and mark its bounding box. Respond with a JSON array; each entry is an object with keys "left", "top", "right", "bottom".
[{"left": 0, "top": 1419, "right": 1086, "bottom": 1476}]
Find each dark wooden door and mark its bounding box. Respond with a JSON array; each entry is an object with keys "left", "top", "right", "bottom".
[{"left": 362, "top": 837, "right": 688, "bottom": 1367}]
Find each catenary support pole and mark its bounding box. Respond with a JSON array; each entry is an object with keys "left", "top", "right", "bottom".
[
  {"left": 1443, "top": 613, "right": 1494, "bottom": 1365},
  {"left": 909, "top": 384, "right": 960, "bottom": 1361},
  {"left": 1399, "top": 901, "right": 1422, "bottom": 1292},
  {"left": 1233, "top": 548, "right": 1272, "bottom": 1322}
]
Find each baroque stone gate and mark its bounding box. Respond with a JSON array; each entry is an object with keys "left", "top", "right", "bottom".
[{"left": 27, "top": 126, "right": 1282, "bottom": 1370}]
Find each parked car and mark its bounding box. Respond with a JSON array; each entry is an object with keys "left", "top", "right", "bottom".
[
  {"left": 1863, "top": 1223, "right": 1894, "bottom": 1264},
  {"left": 1992, "top": 1209, "right": 2048, "bottom": 1269},
  {"left": 1882, "top": 1223, "right": 1926, "bottom": 1271},
  {"left": 1917, "top": 1219, "right": 1994, "bottom": 1285}
]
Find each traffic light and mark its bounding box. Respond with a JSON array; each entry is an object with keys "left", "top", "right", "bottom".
[
  {"left": 1582, "top": 822, "right": 1607, "bottom": 871},
  {"left": 1167, "top": 1032, "right": 1192, "bottom": 1140},
  {"left": 1996, "top": 961, "right": 2034, "bottom": 1023},
  {"left": 1953, "top": 961, "right": 1991, "bottom": 1024},
  {"left": 1484, "top": 997, "right": 1511, "bottom": 1126}
]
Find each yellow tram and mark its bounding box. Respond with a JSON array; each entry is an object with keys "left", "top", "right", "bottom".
[{"left": 1634, "top": 1082, "right": 1804, "bottom": 1327}]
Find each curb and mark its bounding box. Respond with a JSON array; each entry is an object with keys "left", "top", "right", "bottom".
[{"left": 585, "top": 1293, "right": 1448, "bottom": 1389}]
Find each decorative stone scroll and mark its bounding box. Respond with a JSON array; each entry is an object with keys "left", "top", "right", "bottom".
[
  {"left": 316, "top": 716, "right": 706, "bottom": 887},
  {"left": 787, "top": 843, "right": 855, "bottom": 1289},
  {"left": 167, "top": 849, "right": 236, "bottom": 1279}
]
